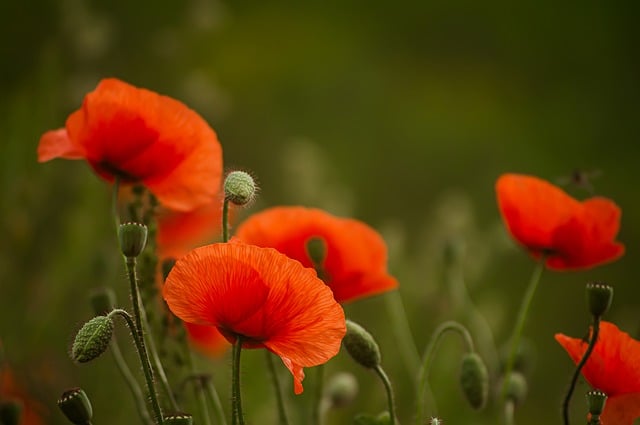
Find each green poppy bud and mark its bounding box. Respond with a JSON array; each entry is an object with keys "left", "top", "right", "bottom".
[
  {"left": 459, "top": 352, "right": 489, "bottom": 410},
  {"left": 342, "top": 320, "right": 381, "bottom": 369},
  {"left": 71, "top": 316, "right": 114, "bottom": 363},
  {"left": 57, "top": 387, "right": 93, "bottom": 424},
  {"left": 586, "top": 282, "right": 613, "bottom": 318},
  {"left": 118, "top": 222, "right": 148, "bottom": 258},
  {"left": 224, "top": 171, "right": 256, "bottom": 206}
]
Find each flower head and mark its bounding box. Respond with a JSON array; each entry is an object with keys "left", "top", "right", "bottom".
[
  {"left": 555, "top": 321, "right": 640, "bottom": 424},
  {"left": 38, "top": 78, "right": 223, "bottom": 212},
  {"left": 234, "top": 206, "right": 398, "bottom": 303},
  {"left": 496, "top": 173, "right": 624, "bottom": 270},
  {"left": 162, "top": 242, "right": 346, "bottom": 394}
]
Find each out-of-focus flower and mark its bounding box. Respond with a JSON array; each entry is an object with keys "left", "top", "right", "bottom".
[
  {"left": 38, "top": 78, "right": 223, "bottom": 212},
  {"left": 1, "top": 367, "right": 46, "bottom": 425},
  {"left": 555, "top": 321, "right": 640, "bottom": 424},
  {"left": 162, "top": 242, "right": 346, "bottom": 394},
  {"left": 496, "top": 173, "right": 624, "bottom": 270},
  {"left": 234, "top": 206, "right": 398, "bottom": 303},
  {"left": 182, "top": 322, "right": 230, "bottom": 358}
]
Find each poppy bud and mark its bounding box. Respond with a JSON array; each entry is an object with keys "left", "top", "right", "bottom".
[
  {"left": 342, "top": 320, "right": 381, "bottom": 369},
  {"left": 459, "top": 352, "right": 489, "bottom": 410},
  {"left": 224, "top": 171, "right": 256, "bottom": 206},
  {"left": 89, "top": 287, "right": 116, "bottom": 316},
  {"left": 503, "top": 371, "right": 528, "bottom": 406},
  {"left": 57, "top": 387, "right": 93, "bottom": 424},
  {"left": 164, "top": 413, "right": 194, "bottom": 424},
  {"left": 71, "top": 316, "right": 114, "bottom": 363},
  {"left": 326, "top": 372, "right": 359, "bottom": 408},
  {"left": 119, "top": 222, "right": 148, "bottom": 258},
  {"left": 586, "top": 390, "right": 607, "bottom": 417},
  {"left": 0, "top": 400, "right": 22, "bottom": 425},
  {"left": 586, "top": 282, "right": 613, "bottom": 318}
]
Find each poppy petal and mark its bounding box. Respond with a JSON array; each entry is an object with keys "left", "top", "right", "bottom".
[
  {"left": 37, "top": 128, "right": 85, "bottom": 162},
  {"left": 600, "top": 392, "right": 640, "bottom": 425}
]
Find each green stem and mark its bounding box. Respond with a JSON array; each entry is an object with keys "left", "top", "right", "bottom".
[
  {"left": 222, "top": 199, "right": 230, "bottom": 242},
  {"left": 562, "top": 317, "right": 601, "bottom": 425},
  {"left": 500, "top": 258, "right": 545, "bottom": 402},
  {"left": 108, "top": 331, "right": 154, "bottom": 425},
  {"left": 415, "top": 320, "right": 474, "bottom": 425},
  {"left": 384, "top": 291, "right": 421, "bottom": 377},
  {"left": 504, "top": 400, "right": 515, "bottom": 425},
  {"left": 311, "top": 364, "right": 324, "bottom": 425},
  {"left": 266, "top": 351, "right": 289, "bottom": 425},
  {"left": 231, "top": 336, "right": 245, "bottom": 425},
  {"left": 123, "top": 259, "right": 165, "bottom": 425},
  {"left": 112, "top": 177, "right": 121, "bottom": 230},
  {"left": 195, "top": 377, "right": 213, "bottom": 425},
  {"left": 204, "top": 376, "right": 228, "bottom": 425},
  {"left": 373, "top": 365, "right": 396, "bottom": 425}
]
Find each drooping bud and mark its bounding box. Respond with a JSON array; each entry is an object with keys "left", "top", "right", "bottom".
[
  {"left": 224, "top": 171, "right": 256, "bottom": 206},
  {"left": 325, "top": 372, "right": 359, "bottom": 408},
  {"left": 71, "top": 316, "right": 114, "bottom": 363},
  {"left": 503, "top": 371, "right": 528, "bottom": 406},
  {"left": 57, "top": 387, "right": 93, "bottom": 424},
  {"left": 459, "top": 352, "right": 489, "bottom": 410},
  {"left": 586, "top": 390, "right": 607, "bottom": 418},
  {"left": 586, "top": 282, "right": 613, "bottom": 318},
  {"left": 89, "top": 287, "right": 116, "bottom": 316},
  {"left": 0, "top": 400, "right": 23, "bottom": 425},
  {"left": 342, "top": 320, "right": 381, "bottom": 369},
  {"left": 118, "top": 222, "right": 148, "bottom": 258},
  {"left": 164, "top": 413, "right": 194, "bottom": 425}
]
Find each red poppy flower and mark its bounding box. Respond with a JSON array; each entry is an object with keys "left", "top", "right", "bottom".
[
  {"left": 162, "top": 242, "right": 346, "bottom": 394},
  {"left": 555, "top": 321, "right": 640, "bottom": 424},
  {"left": 38, "top": 78, "right": 223, "bottom": 212},
  {"left": 234, "top": 206, "right": 398, "bottom": 303},
  {"left": 182, "top": 322, "right": 230, "bottom": 357},
  {"left": 496, "top": 173, "right": 624, "bottom": 270},
  {"left": 1, "top": 367, "right": 46, "bottom": 425}
]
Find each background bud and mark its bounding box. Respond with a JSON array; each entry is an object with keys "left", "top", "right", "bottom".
[
  {"left": 325, "top": 372, "right": 359, "bottom": 408},
  {"left": 57, "top": 387, "right": 93, "bottom": 424},
  {"left": 71, "top": 316, "right": 114, "bottom": 363},
  {"left": 224, "top": 171, "right": 256, "bottom": 205},
  {"left": 459, "top": 352, "right": 489, "bottom": 410},
  {"left": 503, "top": 371, "right": 528, "bottom": 406}
]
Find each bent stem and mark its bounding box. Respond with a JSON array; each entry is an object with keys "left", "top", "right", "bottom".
[
  {"left": 109, "top": 309, "right": 164, "bottom": 424},
  {"left": 384, "top": 291, "right": 421, "bottom": 376},
  {"left": 374, "top": 365, "right": 396, "bottom": 425},
  {"left": 266, "top": 351, "right": 289, "bottom": 425},
  {"left": 415, "top": 320, "right": 475, "bottom": 425},
  {"left": 231, "top": 336, "right": 245, "bottom": 425},
  {"left": 562, "top": 317, "right": 601, "bottom": 425},
  {"left": 500, "top": 258, "right": 545, "bottom": 402},
  {"left": 204, "top": 376, "right": 227, "bottom": 425},
  {"left": 311, "top": 364, "right": 324, "bottom": 425}
]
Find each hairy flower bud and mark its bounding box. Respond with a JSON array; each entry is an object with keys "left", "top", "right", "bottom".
[
  {"left": 586, "top": 282, "right": 613, "bottom": 318},
  {"left": 342, "top": 320, "right": 381, "bottom": 369},
  {"left": 459, "top": 352, "right": 489, "bottom": 410},
  {"left": 71, "top": 316, "right": 114, "bottom": 363},
  {"left": 119, "top": 222, "right": 148, "bottom": 258},
  {"left": 224, "top": 171, "right": 256, "bottom": 206},
  {"left": 57, "top": 387, "right": 93, "bottom": 424}
]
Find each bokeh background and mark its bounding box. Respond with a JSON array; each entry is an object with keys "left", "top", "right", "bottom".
[{"left": 2, "top": 0, "right": 639, "bottom": 423}]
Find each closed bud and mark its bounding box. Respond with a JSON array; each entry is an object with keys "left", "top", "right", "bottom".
[
  {"left": 326, "top": 372, "right": 359, "bottom": 408},
  {"left": 89, "top": 287, "right": 116, "bottom": 316},
  {"left": 503, "top": 371, "right": 528, "bottom": 406},
  {"left": 224, "top": 171, "right": 256, "bottom": 206},
  {"left": 164, "top": 413, "right": 194, "bottom": 425},
  {"left": 0, "top": 400, "right": 23, "bottom": 425},
  {"left": 586, "top": 390, "right": 607, "bottom": 417},
  {"left": 71, "top": 316, "right": 114, "bottom": 363},
  {"left": 119, "top": 222, "right": 148, "bottom": 258},
  {"left": 586, "top": 282, "right": 613, "bottom": 318},
  {"left": 459, "top": 352, "right": 489, "bottom": 410},
  {"left": 342, "top": 320, "right": 381, "bottom": 369},
  {"left": 57, "top": 387, "right": 93, "bottom": 424}
]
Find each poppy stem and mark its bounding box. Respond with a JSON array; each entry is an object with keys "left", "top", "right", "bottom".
[
  {"left": 500, "top": 258, "right": 545, "bottom": 403},
  {"left": 123, "top": 258, "right": 165, "bottom": 425},
  {"left": 504, "top": 399, "right": 515, "bottom": 425},
  {"left": 222, "top": 199, "right": 230, "bottom": 242},
  {"left": 204, "top": 375, "right": 228, "bottom": 425},
  {"left": 414, "top": 320, "right": 475, "bottom": 425},
  {"left": 384, "top": 290, "right": 421, "bottom": 377},
  {"left": 373, "top": 364, "right": 396, "bottom": 425},
  {"left": 265, "top": 351, "right": 290, "bottom": 425},
  {"left": 311, "top": 364, "right": 325, "bottom": 425},
  {"left": 231, "top": 336, "right": 245, "bottom": 425},
  {"left": 562, "top": 317, "right": 601, "bottom": 425},
  {"left": 112, "top": 176, "right": 121, "bottom": 230}
]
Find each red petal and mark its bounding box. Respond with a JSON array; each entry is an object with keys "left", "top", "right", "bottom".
[{"left": 37, "top": 128, "right": 85, "bottom": 162}]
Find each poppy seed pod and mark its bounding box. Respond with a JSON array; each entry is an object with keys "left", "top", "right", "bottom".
[
  {"left": 163, "top": 413, "right": 194, "bottom": 425},
  {"left": 586, "top": 390, "right": 607, "bottom": 417},
  {"left": 118, "top": 222, "right": 148, "bottom": 258},
  {"left": 71, "top": 316, "right": 114, "bottom": 363},
  {"left": 459, "top": 352, "right": 489, "bottom": 410},
  {"left": 342, "top": 320, "right": 381, "bottom": 369},
  {"left": 57, "top": 387, "right": 93, "bottom": 424},
  {"left": 224, "top": 171, "right": 256, "bottom": 206},
  {"left": 586, "top": 282, "right": 613, "bottom": 318}
]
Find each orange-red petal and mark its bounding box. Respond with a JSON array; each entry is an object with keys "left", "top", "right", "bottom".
[
  {"left": 163, "top": 243, "right": 346, "bottom": 393},
  {"left": 37, "top": 128, "right": 85, "bottom": 161},
  {"left": 184, "top": 322, "right": 230, "bottom": 357},
  {"left": 235, "top": 206, "right": 398, "bottom": 303}
]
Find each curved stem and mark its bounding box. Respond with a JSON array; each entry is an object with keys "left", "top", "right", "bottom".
[
  {"left": 222, "top": 199, "right": 230, "bottom": 242},
  {"left": 311, "top": 364, "right": 325, "bottom": 425},
  {"left": 231, "top": 336, "right": 245, "bottom": 425},
  {"left": 204, "top": 376, "right": 228, "bottom": 425},
  {"left": 374, "top": 365, "right": 396, "bottom": 425},
  {"left": 415, "top": 320, "right": 475, "bottom": 425},
  {"left": 266, "top": 351, "right": 289, "bottom": 425},
  {"left": 504, "top": 400, "right": 515, "bottom": 425},
  {"left": 123, "top": 258, "right": 165, "bottom": 425},
  {"left": 384, "top": 291, "right": 421, "bottom": 376},
  {"left": 562, "top": 317, "right": 601, "bottom": 425},
  {"left": 500, "top": 258, "right": 545, "bottom": 402}
]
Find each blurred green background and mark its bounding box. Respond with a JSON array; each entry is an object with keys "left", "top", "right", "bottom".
[{"left": 2, "top": 0, "right": 639, "bottom": 423}]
